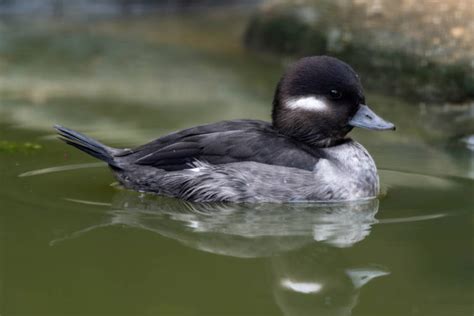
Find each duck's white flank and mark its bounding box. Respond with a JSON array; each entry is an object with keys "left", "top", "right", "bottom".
[{"left": 285, "top": 96, "right": 328, "bottom": 111}]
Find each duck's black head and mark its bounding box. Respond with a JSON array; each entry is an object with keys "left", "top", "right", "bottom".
[{"left": 272, "top": 56, "right": 395, "bottom": 147}]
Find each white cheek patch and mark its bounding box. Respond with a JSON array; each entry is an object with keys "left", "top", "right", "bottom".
[{"left": 285, "top": 96, "right": 328, "bottom": 112}]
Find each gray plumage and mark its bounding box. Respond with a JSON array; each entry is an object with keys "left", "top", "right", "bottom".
[{"left": 113, "top": 139, "right": 378, "bottom": 203}]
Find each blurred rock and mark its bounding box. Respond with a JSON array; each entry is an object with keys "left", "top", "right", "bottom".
[{"left": 245, "top": 0, "right": 474, "bottom": 103}]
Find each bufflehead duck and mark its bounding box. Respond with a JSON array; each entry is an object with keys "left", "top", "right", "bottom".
[{"left": 55, "top": 56, "right": 395, "bottom": 203}]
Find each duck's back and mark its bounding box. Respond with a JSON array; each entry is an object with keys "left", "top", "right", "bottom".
[{"left": 116, "top": 119, "right": 324, "bottom": 172}]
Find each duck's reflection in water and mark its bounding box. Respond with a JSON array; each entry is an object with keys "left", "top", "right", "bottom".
[
  {"left": 58, "top": 192, "right": 389, "bottom": 316},
  {"left": 272, "top": 244, "right": 389, "bottom": 316}
]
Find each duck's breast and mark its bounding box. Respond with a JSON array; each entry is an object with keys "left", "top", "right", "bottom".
[{"left": 315, "top": 140, "right": 379, "bottom": 200}]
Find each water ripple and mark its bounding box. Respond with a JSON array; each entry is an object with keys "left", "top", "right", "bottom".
[{"left": 19, "top": 162, "right": 105, "bottom": 177}]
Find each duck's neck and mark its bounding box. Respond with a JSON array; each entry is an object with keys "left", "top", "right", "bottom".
[
  {"left": 271, "top": 101, "right": 352, "bottom": 148},
  {"left": 299, "top": 135, "right": 350, "bottom": 148},
  {"left": 272, "top": 122, "right": 350, "bottom": 148}
]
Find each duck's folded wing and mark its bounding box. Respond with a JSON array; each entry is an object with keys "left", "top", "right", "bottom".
[{"left": 121, "top": 120, "right": 321, "bottom": 171}]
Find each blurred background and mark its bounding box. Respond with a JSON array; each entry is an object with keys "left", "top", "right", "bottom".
[
  {"left": 0, "top": 1, "right": 473, "bottom": 316},
  {"left": 0, "top": 0, "right": 473, "bottom": 175}
]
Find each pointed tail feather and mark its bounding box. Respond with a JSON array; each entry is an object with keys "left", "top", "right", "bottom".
[{"left": 54, "top": 125, "right": 121, "bottom": 169}]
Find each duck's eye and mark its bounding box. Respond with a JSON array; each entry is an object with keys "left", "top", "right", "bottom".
[{"left": 329, "top": 89, "right": 342, "bottom": 99}]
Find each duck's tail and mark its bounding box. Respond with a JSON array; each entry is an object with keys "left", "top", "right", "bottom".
[{"left": 54, "top": 125, "right": 121, "bottom": 169}]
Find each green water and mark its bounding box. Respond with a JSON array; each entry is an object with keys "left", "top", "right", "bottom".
[{"left": 0, "top": 12, "right": 473, "bottom": 316}]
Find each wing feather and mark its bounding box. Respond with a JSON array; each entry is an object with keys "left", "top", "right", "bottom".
[{"left": 121, "top": 120, "right": 321, "bottom": 171}]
